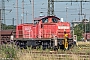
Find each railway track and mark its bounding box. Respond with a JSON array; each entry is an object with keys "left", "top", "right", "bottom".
[
  {"left": 18, "top": 51, "right": 90, "bottom": 60},
  {"left": 17, "top": 42, "right": 90, "bottom": 60}
]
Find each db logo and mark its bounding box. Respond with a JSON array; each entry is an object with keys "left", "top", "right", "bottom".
[{"left": 24, "top": 27, "right": 31, "bottom": 30}]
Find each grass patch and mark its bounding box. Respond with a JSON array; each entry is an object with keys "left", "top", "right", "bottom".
[
  {"left": 0, "top": 41, "right": 90, "bottom": 60},
  {"left": 0, "top": 44, "right": 17, "bottom": 60}
]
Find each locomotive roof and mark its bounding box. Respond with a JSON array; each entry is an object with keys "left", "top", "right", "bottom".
[{"left": 34, "top": 16, "right": 60, "bottom": 20}]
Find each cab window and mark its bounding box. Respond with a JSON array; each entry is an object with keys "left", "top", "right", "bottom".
[
  {"left": 42, "top": 18, "right": 48, "bottom": 23},
  {"left": 52, "top": 18, "right": 58, "bottom": 23},
  {"left": 34, "top": 20, "right": 39, "bottom": 24}
]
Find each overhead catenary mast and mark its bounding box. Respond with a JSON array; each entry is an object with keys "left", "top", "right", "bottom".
[
  {"left": 0, "top": 9, "right": 1, "bottom": 44},
  {"left": 22, "top": 0, "right": 24, "bottom": 23},
  {"left": 26, "top": 11, "right": 28, "bottom": 23},
  {"left": 48, "top": 0, "right": 54, "bottom": 16},
  {"left": 2, "top": 0, "right": 5, "bottom": 25},
  {"left": 16, "top": 0, "right": 18, "bottom": 25},
  {"left": 31, "top": 0, "right": 34, "bottom": 23}
]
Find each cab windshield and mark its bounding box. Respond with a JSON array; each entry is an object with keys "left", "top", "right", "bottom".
[
  {"left": 42, "top": 18, "right": 48, "bottom": 23},
  {"left": 52, "top": 18, "right": 58, "bottom": 23}
]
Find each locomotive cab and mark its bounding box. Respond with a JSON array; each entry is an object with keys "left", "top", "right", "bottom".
[
  {"left": 42, "top": 16, "right": 60, "bottom": 23},
  {"left": 34, "top": 16, "right": 60, "bottom": 24}
]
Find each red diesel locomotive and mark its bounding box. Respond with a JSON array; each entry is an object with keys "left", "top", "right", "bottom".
[{"left": 15, "top": 16, "right": 73, "bottom": 49}]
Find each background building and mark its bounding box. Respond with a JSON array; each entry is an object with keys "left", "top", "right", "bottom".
[{"left": 72, "top": 19, "right": 89, "bottom": 27}]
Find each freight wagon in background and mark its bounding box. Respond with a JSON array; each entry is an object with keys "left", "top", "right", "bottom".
[
  {"left": 0, "top": 29, "right": 15, "bottom": 44},
  {"left": 83, "top": 33, "right": 90, "bottom": 41},
  {"left": 86, "top": 33, "right": 90, "bottom": 40},
  {"left": 14, "top": 16, "right": 74, "bottom": 50}
]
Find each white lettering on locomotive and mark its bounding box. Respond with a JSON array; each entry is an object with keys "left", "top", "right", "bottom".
[
  {"left": 58, "top": 26, "right": 69, "bottom": 29},
  {"left": 24, "top": 27, "right": 31, "bottom": 30}
]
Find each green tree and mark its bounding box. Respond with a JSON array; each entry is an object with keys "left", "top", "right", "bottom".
[
  {"left": 74, "top": 21, "right": 90, "bottom": 41},
  {"left": 1, "top": 23, "right": 16, "bottom": 30},
  {"left": 6, "top": 25, "right": 16, "bottom": 29},
  {"left": 74, "top": 23, "right": 84, "bottom": 41},
  {"left": 1, "top": 23, "right": 7, "bottom": 30}
]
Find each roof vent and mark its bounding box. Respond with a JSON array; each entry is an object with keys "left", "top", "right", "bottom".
[{"left": 61, "top": 18, "right": 64, "bottom": 22}]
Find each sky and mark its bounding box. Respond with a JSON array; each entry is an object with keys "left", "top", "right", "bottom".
[{"left": 2, "top": 0, "right": 90, "bottom": 25}]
